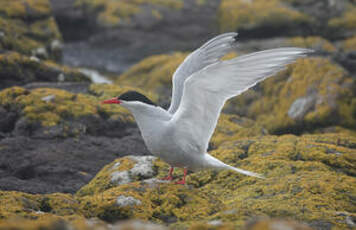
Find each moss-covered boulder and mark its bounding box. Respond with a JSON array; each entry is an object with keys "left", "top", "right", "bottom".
[
  {"left": 328, "top": 5, "right": 356, "bottom": 38},
  {"left": 0, "top": 52, "right": 90, "bottom": 89},
  {"left": 0, "top": 0, "right": 62, "bottom": 59},
  {"left": 74, "top": 0, "right": 183, "bottom": 28},
  {"left": 218, "top": 0, "right": 312, "bottom": 36},
  {"left": 0, "top": 84, "right": 155, "bottom": 194},
  {"left": 224, "top": 57, "right": 356, "bottom": 135},
  {"left": 73, "top": 133, "right": 355, "bottom": 229}
]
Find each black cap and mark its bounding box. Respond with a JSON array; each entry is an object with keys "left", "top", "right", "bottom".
[{"left": 118, "top": 91, "right": 156, "bottom": 106}]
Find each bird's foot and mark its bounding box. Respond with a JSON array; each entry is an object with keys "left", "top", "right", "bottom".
[
  {"left": 174, "top": 179, "right": 186, "bottom": 185},
  {"left": 160, "top": 175, "right": 174, "bottom": 181}
]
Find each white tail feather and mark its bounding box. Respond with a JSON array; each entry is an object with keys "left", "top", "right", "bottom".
[{"left": 204, "top": 154, "right": 265, "bottom": 179}]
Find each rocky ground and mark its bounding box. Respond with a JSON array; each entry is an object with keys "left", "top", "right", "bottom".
[{"left": 0, "top": 0, "right": 355, "bottom": 229}]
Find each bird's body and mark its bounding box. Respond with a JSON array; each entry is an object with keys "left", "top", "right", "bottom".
[{"left": 102, "top": 32, "right": 312, "bottom": 184}]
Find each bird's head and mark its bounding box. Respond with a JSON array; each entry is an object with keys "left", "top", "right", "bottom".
[{"left": 101, "top": 91, "right": 156, "bottom": 109}]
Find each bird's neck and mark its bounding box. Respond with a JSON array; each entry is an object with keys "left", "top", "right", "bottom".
[{"left": 128, "top": 104, "right": 171, "bottom": 138}]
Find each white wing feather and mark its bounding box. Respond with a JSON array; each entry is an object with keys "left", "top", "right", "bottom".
[
  {"left": 168, "top": 32, "right": 238, "bottom": 114},
  {"left": 171, "top": 47, "right": 312, "bottom": 153}
]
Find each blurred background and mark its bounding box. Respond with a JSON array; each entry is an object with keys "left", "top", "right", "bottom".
[{"left": 0, "top": 0, "right": 355, "bottom": 229}]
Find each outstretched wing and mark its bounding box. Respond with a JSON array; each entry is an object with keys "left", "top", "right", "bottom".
[
  {"left": 170, "top": 48, "right": 312, "bottom": 153},
  {"left": 168, "top": 33, "right": 239, "bottom": 114}
]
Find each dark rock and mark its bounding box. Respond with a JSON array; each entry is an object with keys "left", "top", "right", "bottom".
[
  {"left": 0, "top": 133, "right": 149, "bottom": 194},
  {"left": 50, "top": 0, "right": 221, "bottom": 73}
]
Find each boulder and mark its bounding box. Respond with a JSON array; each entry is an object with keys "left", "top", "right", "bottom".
[
  {"left": 0, "top": 52, "right": 90, "bottom": 90},
  {"left": 0, "top": 84, "right": 154, "bottom": 193},
  {"left": 0, "top": 0, "right": 62, "bottom": 60}
]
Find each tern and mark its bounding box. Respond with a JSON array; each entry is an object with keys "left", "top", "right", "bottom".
[{"left": 102, "top": 33, "right": 311, "bottom": 184}]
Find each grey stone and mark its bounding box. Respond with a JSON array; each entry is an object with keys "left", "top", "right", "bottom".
[
  {"left": 288, "top": 95, "right": 316, "bottom": 120},
  {"left": 110, "top": 171, "right": 131, "bottom": 185},
  {"left": 116, "top": 195, "right": 141, "bottom": 207},
  {"left": 129, "top": 156, "right": 157, "bottom": 179}
]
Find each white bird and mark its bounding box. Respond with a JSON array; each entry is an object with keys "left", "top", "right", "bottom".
[{"left": 102, "top": 33, "right": 312, "bottom": 184}]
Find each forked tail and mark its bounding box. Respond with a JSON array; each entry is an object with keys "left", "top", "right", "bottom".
[{"left": 204, "top": 154, "right": 265, "bottom": 179}]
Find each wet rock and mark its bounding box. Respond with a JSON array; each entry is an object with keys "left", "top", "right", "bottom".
[{"left": 0, "top": 52, "right": 90, "bottom": 89}]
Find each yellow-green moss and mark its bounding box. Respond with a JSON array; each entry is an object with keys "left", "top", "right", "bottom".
[
  {"left": 287, "top": 36, "right": 336, "bottom": 53},
  {"left": 231, "top": 57, "right": 356, "bottom": 134},
  {"left": 328, "top": 6, "right": 356, "bottom": 30},
  {"left": 0, "top": 0, "right": 61, "bottom": 58},
  {"left": 1, "top": 133, "right": 355, "bottom": 228},
  {"left": 78, "top": 133, "right": 355, "bottom": 228},
  {"left": 342, "top": 35, "right": 356, "bottom": 51},
  {"left": 76, "top": 157, "right": 137, "bottom": 197},
  {"left": 218, "top": 0, "right": 311, "bottom": 32},
  {"left": 0, "top": 52, "right": 89, "bottom": 87},
  {"left": 0, "top": 85, "right": 137, "bottom": 127},
  {"left": 75, "top": 0, "right": 183, "bottom": 27},
  {"left": 0, "top": 191, "right": 81, "bottom": 221}
]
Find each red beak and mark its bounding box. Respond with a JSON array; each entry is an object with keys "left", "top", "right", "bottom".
[{"left": 101, "top": 98, "right": 121, "bottom": 104}]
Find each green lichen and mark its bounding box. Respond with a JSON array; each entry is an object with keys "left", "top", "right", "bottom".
[
  {"left": 218, "top": 0, "right": 311, "bottom": 32},
  {"left": 75, "top": 0, "right": 183, "bottom": 27},
  {"left": 286, "top": 36, "right": 336, "bottom": 53}
]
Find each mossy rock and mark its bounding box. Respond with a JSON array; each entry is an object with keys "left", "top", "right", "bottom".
[
  {"left": 227, "top": 57, "right": 356, "bottom": 134},
  {"left": 218, "top": 0, "right": 311, "bottom": 34},
  {"left": 0, "top": 191, "right": 80, "bottom": 220},
  {"left": 0, "top": 132, "right": 355, "bottom": 228},
  {"left": 75, "top": 132, "right": 355, "bottom": 228},
  {"left": 342, "top": 35, "right": 356, "bottom": 51},
  {"left": 0, "top": 52, "right": 90, "bottom": 89},
  {"left": 0, "top": 0, "right": 62, "bottom": 59},
  {"left": 328, "top": 5, "right": 356, "bottom": 37},
  {"left": 286, "top": 36, "right": 336, "bottom": 53},
  {"left": 0, "top": 84, "right": 139, "bottom": 128},
  {"left": 75, "top": 0, "right": 183, "bottom": 28}
]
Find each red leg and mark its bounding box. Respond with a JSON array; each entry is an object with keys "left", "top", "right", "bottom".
[
  {"left": 175, "top": 168, "right": 188, "bottom": 185},
  {"left": 161, "top": 167, "right": 174, "bottom": 181}
]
